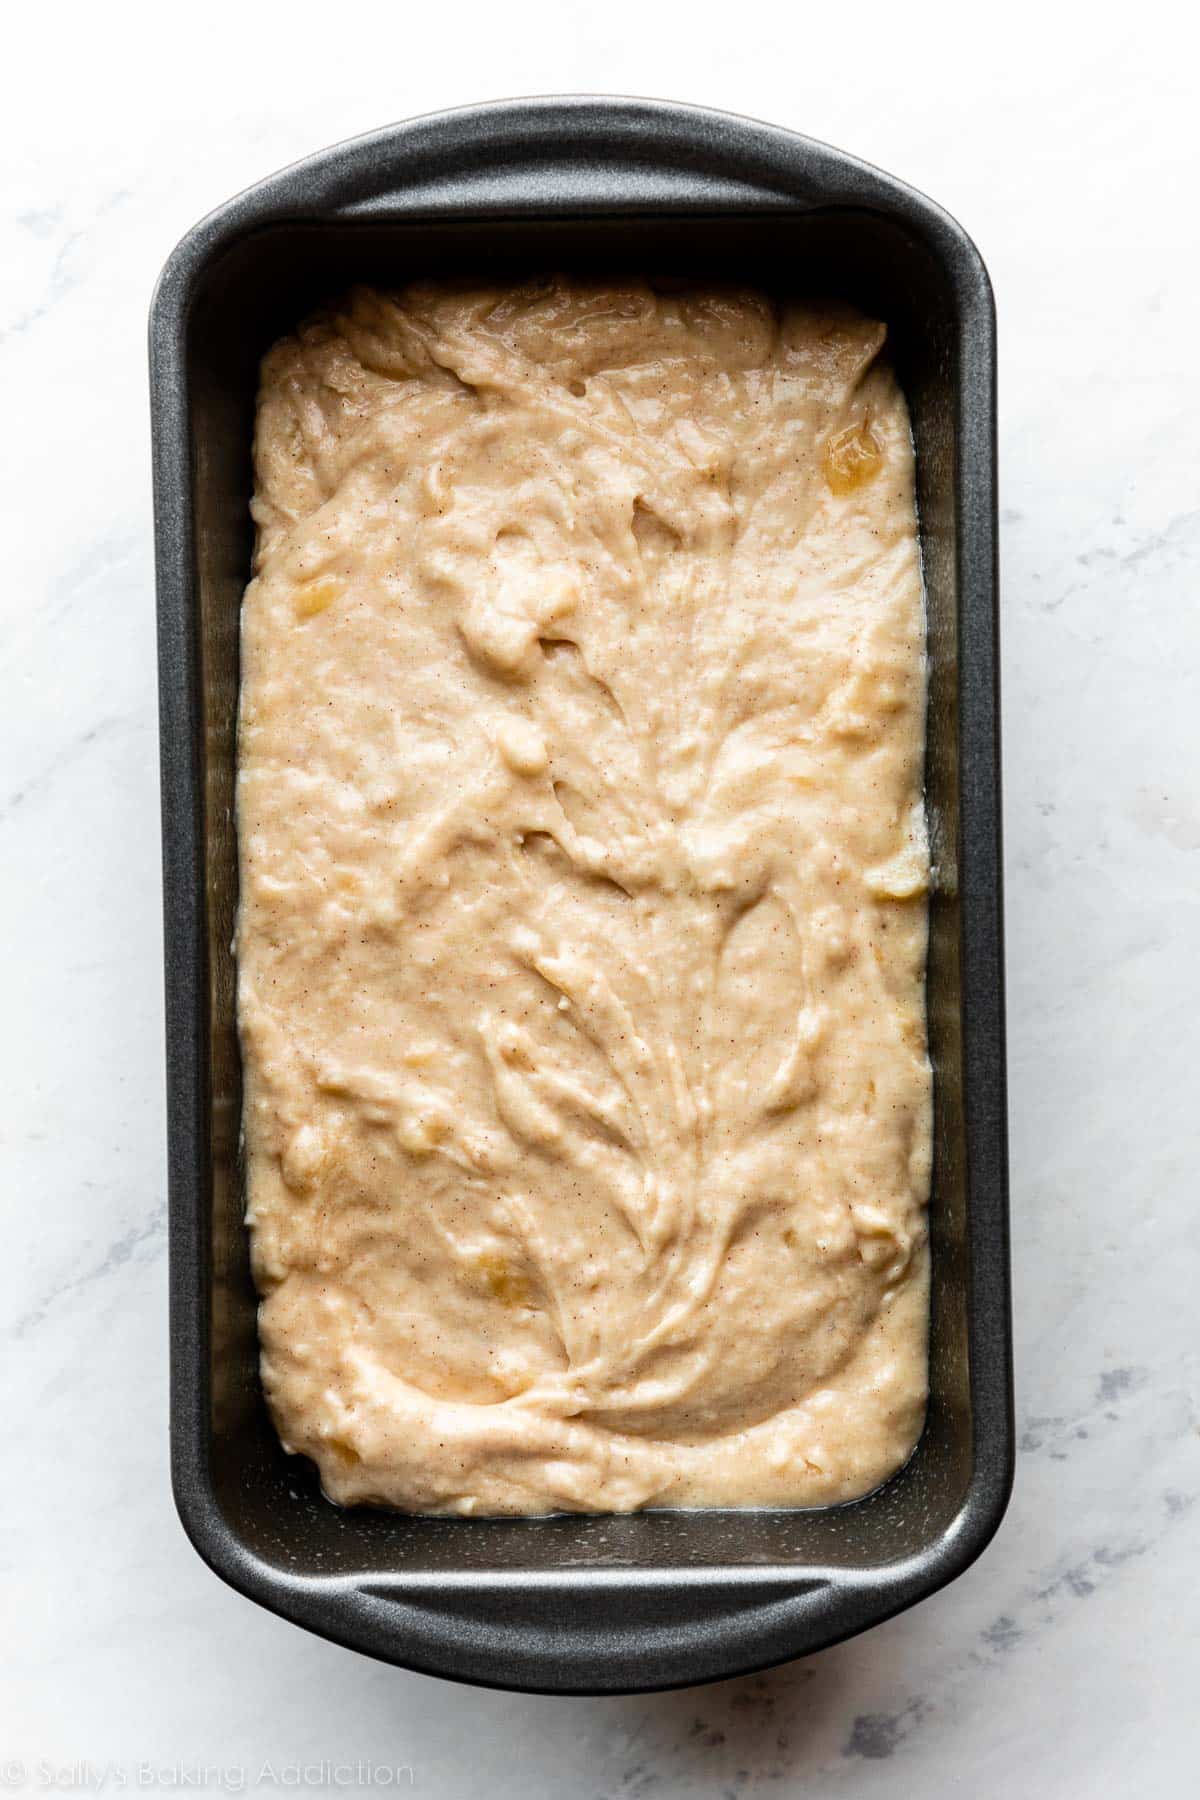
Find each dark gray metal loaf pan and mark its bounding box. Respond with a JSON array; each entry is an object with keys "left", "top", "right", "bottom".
[{"left": 149, "top": 96, "right": 1012, "bottom": 1695}]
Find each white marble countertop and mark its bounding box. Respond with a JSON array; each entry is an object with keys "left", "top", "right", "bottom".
[{"left": 4, "top": 2, "right": 1197, "bottom": 1792}]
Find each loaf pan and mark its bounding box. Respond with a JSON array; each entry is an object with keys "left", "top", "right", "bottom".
[{"left": 150, "top": 96, "right": 1012, "bottom": 1694}]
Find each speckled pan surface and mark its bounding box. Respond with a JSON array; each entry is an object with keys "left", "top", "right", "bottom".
[{"left": 149, "top": 95, "right": 1012, "bottom": 1695}]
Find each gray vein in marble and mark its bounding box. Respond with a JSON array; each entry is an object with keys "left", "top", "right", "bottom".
[
  {"left": 590, "top": 1667, "right": 821, "bottom": 1798},
  {"left": 1096, "top": 1365, "right": 1151, "bottom": 1403},
  {"left": 7, "top": 1204, "right": 166, "bottom": 1342},
  {"left": 0, "top": 229, "right": 86, "bottom": 345},
  {"left": 2, "top": 533, "right": 144, "bottom": 677},
  {"left": 17, "top": 207, "right": 65, "bottom": 237},
  {"left": 842, "top": 1698, "right": 931, "bottom": 1761},
  {"left": 1, "top": 188, "right": 133, "bottom": 345},
  {"left": 1020, "top": 1365, "right": 1152, "bottom": 1460},
  {"left": 1, "top": 713, "right": 140, "bottom": 823},
  {"left": 1042, "top": 507, "right": 1200, "bottom": 613}
]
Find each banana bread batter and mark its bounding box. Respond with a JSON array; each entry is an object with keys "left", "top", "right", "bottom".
[{"left": 237, "top": 279, "right": 932, "bottom": 1514}]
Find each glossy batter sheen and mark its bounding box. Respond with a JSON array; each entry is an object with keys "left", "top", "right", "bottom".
[{"left": 237, "top": 279, "right": 932, "bottom": 1515}]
